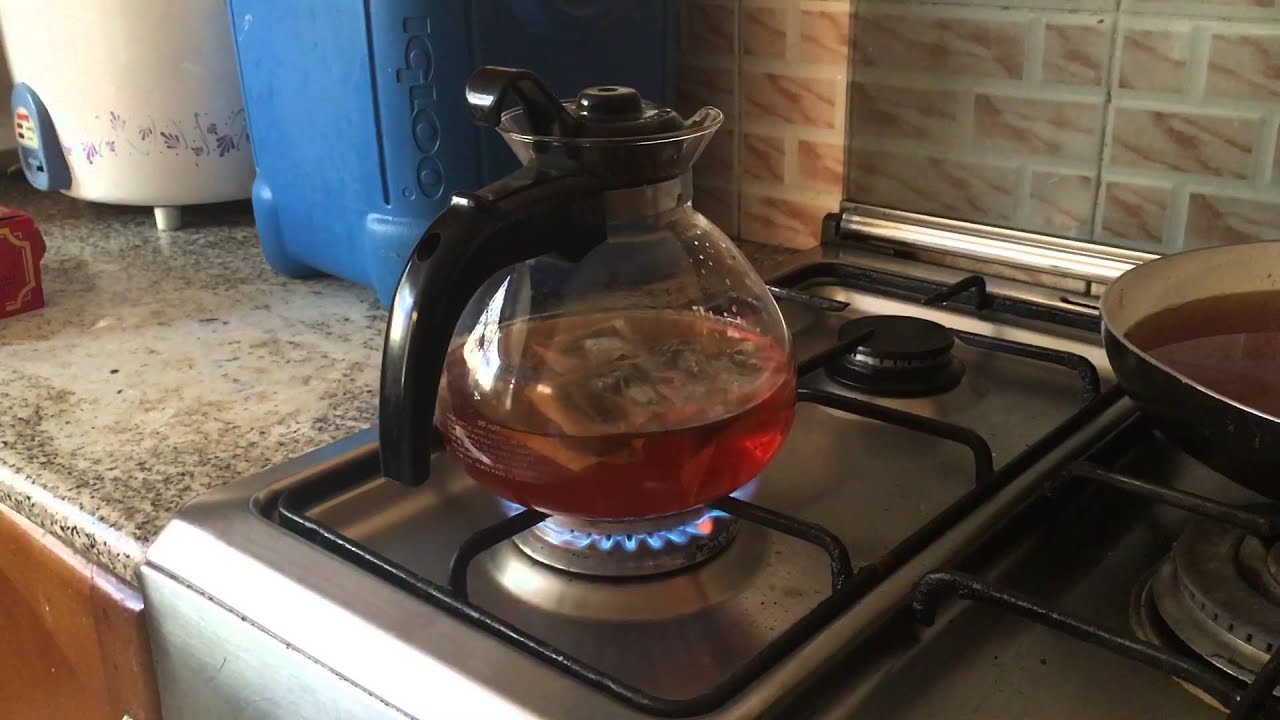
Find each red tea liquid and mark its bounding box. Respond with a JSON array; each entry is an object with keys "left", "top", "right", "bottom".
[{"left": 437, "top": 310, "right": 796, "bottom": 519}]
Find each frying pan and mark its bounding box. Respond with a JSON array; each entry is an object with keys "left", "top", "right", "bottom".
[{"left": 1101, "top": 241, "right": 1280, "bottom": 501}]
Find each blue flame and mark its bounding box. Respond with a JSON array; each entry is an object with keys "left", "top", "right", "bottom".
[
  {"left": 500, "top": 479, "right": 758, "bottom": 554},
  {"left": 543, "top": 508, "right": 727, "bottom": 554}
]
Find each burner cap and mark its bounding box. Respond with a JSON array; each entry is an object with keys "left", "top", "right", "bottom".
[
  {"left": 511, "top": 508, "right": 738, "bottom": 577},
  {"left": 1130, "top": 566, "right": 1229, "bottom": 711},
  {"left": 1143, "top": 513, "right": 1280, "bottom": 687},
  {"left": 826, "top": 315, "right": 964, "bottom": 397}
]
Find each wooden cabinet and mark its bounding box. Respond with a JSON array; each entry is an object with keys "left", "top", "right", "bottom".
[{"left": 0, "top": 502, "right": 162, "bottom": 720}]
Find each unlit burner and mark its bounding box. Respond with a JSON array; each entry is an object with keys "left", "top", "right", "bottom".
[
  {"left": 827, "top": 315, "right": 965, "bottom": 397},
  {"left": 1132, "top": 510, "right": 1280, "bottom": 705},
  {"left": 501, "top": 503, "right": 740, "bottom": 577}
]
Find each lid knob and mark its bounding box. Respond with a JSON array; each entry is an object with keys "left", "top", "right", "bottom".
[{"left": 574, "top": 86, "right": 645, "bottom": 121}]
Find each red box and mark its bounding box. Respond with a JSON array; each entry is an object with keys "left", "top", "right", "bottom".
[{"left": 0, "top": 206, "right": 46, "bottom": 319}]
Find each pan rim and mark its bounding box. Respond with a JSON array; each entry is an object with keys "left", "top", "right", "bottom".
[{"left": 1100, "top": 240, "right": 1280, "bottom": 425}]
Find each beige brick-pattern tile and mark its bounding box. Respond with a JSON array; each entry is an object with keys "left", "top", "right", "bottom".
[
  {"left": 742, "top": 71, "right": 842, "bottom": 130},
  {"left": 797, "top": 140, "right": 845, "bottom": 195},
  {"left": 677, "top": 64, "right": 737, "bottom": 121},
  {"left": 849, "top": 150, "right": 1019, "bottom": 224},
  {"left": 677, "top": 1, "right": 739, "bottom": 238},
  {"left": 737, "top": 0, "right": 849, "bottom": 248},
  {"left": 743, "top": 132, "right": 785, "bottom": 183},
  {"left": 682, "top": 1, "right": 736, "bottom": 59},
  {"left": 743, "top": 3, "right": 787, "bottom": 59},
  {"left": 1109, "top": 108, "right": 1258, "bottom": 178},
  {"left": 1186, "top": 193, "right": 1280, "bottom": 247},
  {"left": 1118, "top": 28, "right": 1191, "bottom": 94},
  {"left": 854, "top": 11, "right": 1025, "bottom": 80},
  {"left": 1206, "top": 32, "right": 1280, "bottom": 102},
  {"left": 1101, "top": 181, "right": 1168, "bottom": 245},
  {"left": 1044, "top": 20, "right": 1113, "bottom": 86},
  {"left": 974, "top": 94, "right": 1106, "bottom": 162},
  {"left": 798, "top": 7, "right": 853, "bottom": 65},
  {"left": 740, "top": 192, "right": 832, "bottom": 249},
  {"left": 1123, "top": 1, "right": 1280, "bottom": 19},
  {"left": 850, "top": 82, "right": 961, "bottom": 146},
  {"left": 1028, "top": 171, "right": 1096, "bottom": 238}
]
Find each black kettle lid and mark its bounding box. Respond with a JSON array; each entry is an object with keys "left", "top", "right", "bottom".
[
  {"left": 466, "top": 66, "right": 722, "bottom": 186},
  {"left": 467, "top": 66, "right": 691, "bottom": 139},
  {"left": 563, "top": 85, "right": 689, "bottom": 138}
]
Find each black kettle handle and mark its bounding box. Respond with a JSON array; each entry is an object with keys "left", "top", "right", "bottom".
[
  {"left": 379, "top": 168, "right": 608, "bottom": 486},
  {"left": 465, "top": 66, "right": 580, "bottom": 136}
]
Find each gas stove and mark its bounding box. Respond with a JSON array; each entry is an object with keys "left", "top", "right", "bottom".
[{"left": 141, "top": 208, "right": 1280, "bottom": 719}]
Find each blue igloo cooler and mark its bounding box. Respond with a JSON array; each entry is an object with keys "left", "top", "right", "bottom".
[{"left": 226, "top": 0, "right": 675, "bottom": 305}]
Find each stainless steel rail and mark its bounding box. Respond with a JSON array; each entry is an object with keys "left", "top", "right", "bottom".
[{"left": 840, "top": 203, "right": 1158, "bottom": 285}]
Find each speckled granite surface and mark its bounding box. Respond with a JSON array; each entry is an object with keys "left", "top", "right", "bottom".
[
  {"left": 0, "top": 178, "right": 386, "bottom": 582},
  {"left": 0, "top": 176, "right": 809, "bottom": 584}
]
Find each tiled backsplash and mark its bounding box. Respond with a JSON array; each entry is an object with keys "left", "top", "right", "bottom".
[
  {"left": 848, "top": 2, "right": 1109, "bottom": 243},
  {"left": 849, "top": 0, "right": 1280, "bottom": 251},
  {"left": 681, "top": 1, "right": 1280, "bottom": 251},
  {"left": 679, "top": 0, "right": 852, "bottom": 249}
]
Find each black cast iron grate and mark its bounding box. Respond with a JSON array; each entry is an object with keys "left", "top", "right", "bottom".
[
  {"left": 275, "top": 268, "right": 1113, "bottom": 718},
  {"left": 910, "top": 417, "right": 1280, "bottom": 720}
]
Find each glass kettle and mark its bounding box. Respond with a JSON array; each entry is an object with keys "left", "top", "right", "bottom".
[{"left": 380, "top": 67, "right": 796, "bottom": 521}]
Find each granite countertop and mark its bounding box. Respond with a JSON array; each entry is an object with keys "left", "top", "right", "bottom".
[{"left": 0, "top": 176, "right": 809, "bottom": 584}]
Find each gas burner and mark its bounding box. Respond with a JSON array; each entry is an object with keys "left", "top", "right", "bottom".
[
  {"left": 484, "top": 522, "right": 769, "bottom": 623},
  {"left": 826, "top": 315, "right": 965, "bottom": 397},
  {"left": 1132, "top": 513, "right": 1280, "bottom": 696},
  {"left": 1130, "top": 566, "right": 1230, "bottom": 711},
  {"left": 504, "top": 505, "right": 740, "bottom": 577}
]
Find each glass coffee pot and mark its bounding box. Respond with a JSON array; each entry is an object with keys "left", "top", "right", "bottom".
[{"left": 380, "top": 67, "right": 795, "bottom": 521}]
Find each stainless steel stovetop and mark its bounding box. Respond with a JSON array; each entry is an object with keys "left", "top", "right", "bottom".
[{"left": 141, "top": 216, "right": 1280, "bottom": 719}]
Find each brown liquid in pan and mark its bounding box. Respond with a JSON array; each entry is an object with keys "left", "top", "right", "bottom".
[{"left": 1126, "top": 291, "right": 1280, "bottom": 418}]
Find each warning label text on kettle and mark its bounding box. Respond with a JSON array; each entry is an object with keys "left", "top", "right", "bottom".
[{"left": 13, "top": 108, "right": 38, "bottom": 150}]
